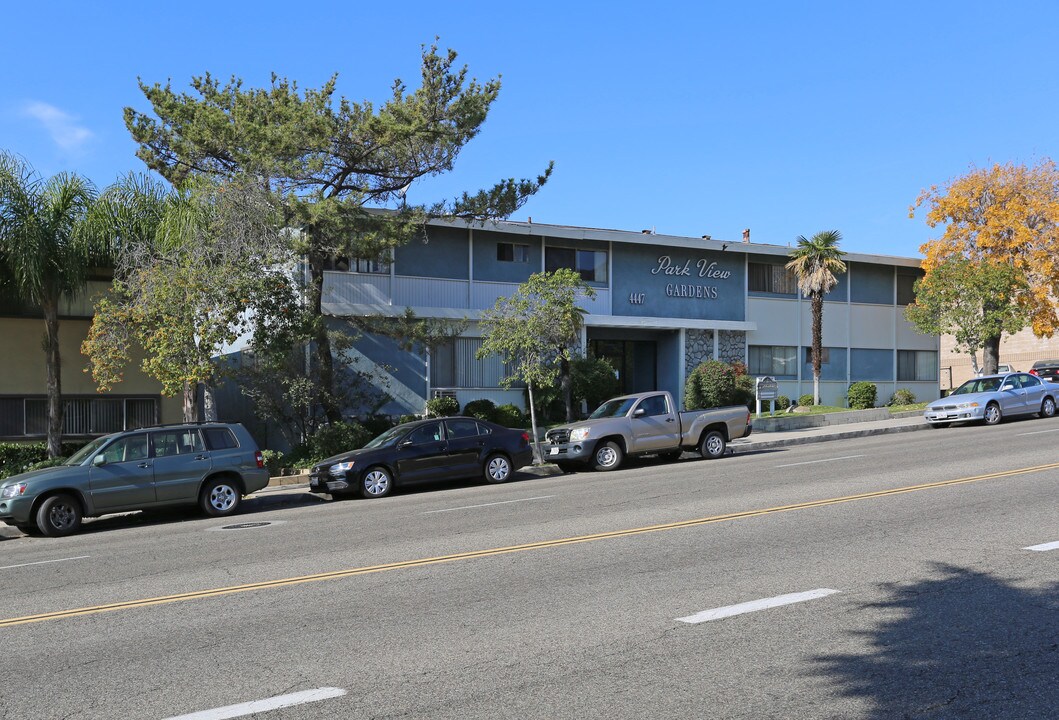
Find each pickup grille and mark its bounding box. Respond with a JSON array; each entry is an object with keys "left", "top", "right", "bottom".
[{"left": 546, "top": 428, "right": 570, "bottom": 444}]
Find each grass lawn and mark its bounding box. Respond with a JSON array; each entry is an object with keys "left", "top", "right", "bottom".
[{"left": 753, "top": 401, "right": 929, "bottom": 419}]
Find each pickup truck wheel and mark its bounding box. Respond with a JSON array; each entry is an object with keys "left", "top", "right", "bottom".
[
  {"left": 592, "top": 441, "right": 623, "bottom": 471},
  {"left": 699, "top": 430, "right": 726, "bottom": 460}
]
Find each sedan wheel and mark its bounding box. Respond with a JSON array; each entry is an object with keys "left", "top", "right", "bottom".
[
  {"left": 361, "top": 467, "right": 393, "bottom": 499},
  {"left": 484, "top": 454, "right": 512, "bottom": 483},
  {"left": 1041, "top": 397, "right": 1057, "bottom": 418},
  {"left": 983, "top": 402, "right": 1002, "bottom": 426}
]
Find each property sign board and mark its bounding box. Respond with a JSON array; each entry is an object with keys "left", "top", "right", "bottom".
[{"left": 756, "top": 376, "right": 779, "bottom": 400}]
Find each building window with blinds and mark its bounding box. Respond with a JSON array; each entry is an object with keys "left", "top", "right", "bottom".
[
  {"left": 748, "top": 345, "right": 798, "bottom": 378},
  {"left": 431, "top": 338, "right": 513, "bottom": 389},
  {"left": 0, "top": 396, "right": 159, "bottom": 438},
  {"left": 748, "top": 263, "right": 798, "bottom": 295},
  {"left": 897, "top": 350, "right": 938, "bottom": 381},
  {"left": 544, "top": 246, "right": 608, "bottom": 283}
]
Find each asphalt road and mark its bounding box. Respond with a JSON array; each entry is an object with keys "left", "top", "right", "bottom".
[{"left": 2, "top": 417, "right": 1058, "bottom": 719}]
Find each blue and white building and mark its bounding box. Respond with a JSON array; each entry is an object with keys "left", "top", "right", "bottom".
[{"left": 321, "top": 218, "right": 937, "bottom": 414}]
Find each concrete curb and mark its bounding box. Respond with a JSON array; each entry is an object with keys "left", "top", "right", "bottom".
[{"left": 731, "top": 420, "right": 930, "bottom": 452}]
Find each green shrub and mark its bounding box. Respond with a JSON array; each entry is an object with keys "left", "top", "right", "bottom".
[
  {"left": 0, "top": 441, "right": 83, "bottom": 480},
  {"left": 260, "top": 449, "right": 287, "bottom": 476},
  {"left": 798, "top": 393, "right": 815, "bottom": 407},
  {"left": 734, "top": 373, "right": 756, "bottom": 410},
  {"left": 889, "top": 388, "right": 917, "bottom": 406},
  {"left": 494, "top": 403, "right": 526, "bottom": 428},
  {"left": 774, "top": 395, "right": 792, "bottom": 410},
  {"left": 462, "top": 398, "right": 497, "bottom": 421},
  {"left": 425, "top": 395, "right": 459, "bottom": 417},
  {"left": 848, "top": 382, "right": 878, "bottom": 409},
  {"left": 360, "top": 415, "right": 394, "bottom": 437},
  {"left": 397, "top": 414, "right": 420, "bottom": 425},
  {"left": 685, "top": 360, "right": 737, "bottom": 409},
  {"left": 573, "top": 356, "right": 622, "bottom": 412},
  {"left": 290, "top": 421, "right": 372, "bottom": 466}
]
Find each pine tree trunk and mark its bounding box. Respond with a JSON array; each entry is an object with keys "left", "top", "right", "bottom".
[
  {"left": 560, "top": 355, "right": 574, "bottom": 422},
  {"left": 308, "top": 254, "right": 341, "bottom": 424},
  {"left": 42, "top": 300, "right": 63, "bottom": 458}
]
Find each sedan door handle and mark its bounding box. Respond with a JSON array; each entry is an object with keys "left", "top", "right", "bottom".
[
  {"left": 194, "top": 455, "right": 209, "bottom": 460},
  {"left": 137, "top": 462, "right": 151, "bottom": 468}
]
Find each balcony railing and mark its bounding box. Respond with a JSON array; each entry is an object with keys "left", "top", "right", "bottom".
[{"left": 322, "top": 272, "right": 611, "bottom": 315}]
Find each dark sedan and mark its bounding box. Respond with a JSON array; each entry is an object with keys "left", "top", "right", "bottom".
[
  {"left": 309, "top": 417, "right": 534, "bottom": 499},
  {"left": 1030, "top": 359, "right": 1059, "bottom": 383}
]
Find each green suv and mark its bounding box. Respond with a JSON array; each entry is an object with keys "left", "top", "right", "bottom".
[{"left": 0, "top": 422, "right": 269, "bottom": 537}]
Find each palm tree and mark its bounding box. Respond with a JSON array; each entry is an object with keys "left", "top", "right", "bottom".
[
  {"left": 0, "top": 153, "right": 105, "bottom": 456},
  {"left": 786, "top": 230, "right": 847, "bottom": 406}
]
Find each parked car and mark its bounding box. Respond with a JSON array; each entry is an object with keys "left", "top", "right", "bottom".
[
  {"left": 309, "top": 416, "right": 533, "bottom": 499},
  {"left": 1029, "top": 359, "right": 1059, "bottom": 383},
  {"left": 924, "top": 372, "right": 1059, "bottom": 427},
  {"left": 0, "top": 422, "right": 268, "bottom": 537},
  {"left": 976, "top": 363, "right": 1015, "bottom": 375},
  {"left": 542, "top": 390, "right": 752, "bottom": 471}
]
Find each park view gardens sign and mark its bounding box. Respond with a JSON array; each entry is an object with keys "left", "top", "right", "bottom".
[{"left": 627, "top": 255, "right": 735, "bottom": 305}]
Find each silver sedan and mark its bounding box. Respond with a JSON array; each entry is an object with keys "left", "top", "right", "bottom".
[{"left": 924, "top": 372, "right": 1059, "bottom": 427}]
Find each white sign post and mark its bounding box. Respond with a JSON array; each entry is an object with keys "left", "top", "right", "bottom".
[{"left": 756, "top": 376, "right": 779, "bottom": 416}]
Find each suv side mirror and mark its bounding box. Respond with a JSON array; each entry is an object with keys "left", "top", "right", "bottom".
[{"left": 93, "top": 454, "right": 106, "bottom": 467}]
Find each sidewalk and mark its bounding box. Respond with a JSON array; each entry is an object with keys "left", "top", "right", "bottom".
[{"left": 261, "top": 412, "right": 930, "bottom": 491}]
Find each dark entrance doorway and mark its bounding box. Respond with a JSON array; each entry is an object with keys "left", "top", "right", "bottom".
[{"left": 589, "top": 339, "right": 657, "bottom": 395}]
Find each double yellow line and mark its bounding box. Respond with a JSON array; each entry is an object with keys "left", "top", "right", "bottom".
[{"left": 3, "top": 461, "right": 1058, "bottom": 629}]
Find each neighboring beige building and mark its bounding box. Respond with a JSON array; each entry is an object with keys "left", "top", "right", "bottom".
[
  {"left": 941, "top": 327, "right": 1059, "bottom": 390},
  {"left": 0, "top": 281, "right": 181, "bottom": 442}
]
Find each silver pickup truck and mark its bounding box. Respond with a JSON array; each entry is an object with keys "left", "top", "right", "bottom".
[{"left": 542, "top": 390, "right": 752, "bottom": 471}]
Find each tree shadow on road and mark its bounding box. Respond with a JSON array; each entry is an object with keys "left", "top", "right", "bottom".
[{"left": 814, "top": 563, "right": 1059, "bottom": 719}]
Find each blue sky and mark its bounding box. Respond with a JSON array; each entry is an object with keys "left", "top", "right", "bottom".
[{"left": 2, "top": 1, "right": 1057, "bottom": 259}]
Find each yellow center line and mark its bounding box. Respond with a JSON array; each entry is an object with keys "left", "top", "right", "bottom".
[{"left": 3, "top": 461, "right": 1058, "bottom": 629}]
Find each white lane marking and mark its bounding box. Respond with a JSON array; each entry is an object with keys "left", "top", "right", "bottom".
[
  {"left": 677, "top": 588, "right": 841, "bottom": 624},
  {"left": 1017, "top": 428, "right": 1059, "bottom": 436},
  {"left": 164, "top": 687, "right": 346, "bottom": 720},
  {"left": 0, "top": 556, "right": 89, "bottom": 571},
  {"left": 421, "top": 496, "right": 556, "bottom": 514},
  {"left": 776, "top": 455, "right": 865, "bottom": 468},
  {"left": 1024, "top": 540, "right": 1059, "bottom": 552}
]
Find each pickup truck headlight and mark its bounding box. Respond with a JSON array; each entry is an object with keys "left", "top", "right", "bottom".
[
  {"left": 329, "top": 461, "right": 355, "bottom": 476},
  {"left": 1, "top": 483, "right": 27, "bottom": 499},
  {"left": 569, "top": 427, "right": 590, "bottom": 442}
]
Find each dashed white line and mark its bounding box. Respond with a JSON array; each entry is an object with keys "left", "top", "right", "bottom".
[
  {"left": 1017, "top": 428, "right": 1059, "bottom": 436},
  {"left": 0, "top": 556, "right": 89, "bottom": 571},
  {"left": 421, "top": 496, "right": 556, "bottom": 514},
  {"left": 776, "top": 455, "right": 865, "bottom": 468},
  {"left": 164, "top": 687, "right": 346, "bottom": 720},
  {"left": 1024, "top": 540, "right": 1059, "bottom": 552},
  {"left": 677, "top": 588, "right": 841, "bottom": 624}
]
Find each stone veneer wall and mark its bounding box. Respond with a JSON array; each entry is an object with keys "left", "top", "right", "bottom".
[
  {"left": 718, "top": 330, "right": 746, "bottom": 364},
  {"left": 685, "top": 329, "right": 714, "bottom": 377}
]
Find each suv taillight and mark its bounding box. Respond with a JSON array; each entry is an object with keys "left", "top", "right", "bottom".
[{"left": 255, "top": 451, "right": 264, "bottom": 469}]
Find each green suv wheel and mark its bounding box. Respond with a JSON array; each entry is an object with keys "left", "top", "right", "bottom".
[
  {"left": 200, "top": 478, "right": 242, "bottom": 517},
  {"left": 36, "top": 493, "right": 82, "bottom": 537}
]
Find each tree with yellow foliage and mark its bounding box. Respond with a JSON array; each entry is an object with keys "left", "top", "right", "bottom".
[{"left": 910, "top": 160, "right": 1059, "bottom": 374}]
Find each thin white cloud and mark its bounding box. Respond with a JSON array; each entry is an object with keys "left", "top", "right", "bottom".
[{"left": 22, "top": 101, "right": 93, "bottom": 151}]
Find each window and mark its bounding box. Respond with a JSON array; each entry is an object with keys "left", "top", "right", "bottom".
[
  {"left": 445, "top": 418, "right": 482, "bottom": 439},
  {"left": 748, "top": 263, "right": 798, "bottom": 294},
  {"left": 636, "top": 395, "right": 669, "bottom": 417},
  {"left": 406, "top": 422, "right": 443, "bottom": 444},
  {"left": 497, "top": 242, "right": 529, "bottom": 263},
  {"left": 431, "top": 338, "right": 512, "bottom": 389},
  {"left": 896, "top": 274, "right": 918, "bottom": 305},
  {"left": 100, "top": 434, "right": 149, "bottom": 464},
  {"left": 545, "top": 246, "right": 608, "bottom": 282},
  {"left": 203, "top": 427, "right": 238, "bottom": 450},
  {"left": 748, "top": 345, "right": 798, "bottom": 377},
  {"left": 152, "top": 429, "right": 205, "bottom": 457},
  {"left": 850, "top": 349, "right": 894, "bottom": 381},
  {"left": 804, "top": 347, "right": 831, "bottom": 365},
  {"left": 324, "top": 256, "right": 389, "bottom": 274},
  {"left": 897, "top": 350, "right": 938, "bottom": 381},
  {"left": 0, "top": 396, "right": 159, "bottom": 438}
]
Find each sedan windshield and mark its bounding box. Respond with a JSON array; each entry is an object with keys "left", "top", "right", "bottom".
[
  {"left": 589, "top": 397, "right": 637, "bottom": 419},
  {"left": 64, "top": 436, "right": 110, "bottom": 466},
  {"left": 951, "top": 378, "right": 1002, "bottom": 395},
  {"left": 362, "top": 425, "right": 408, "bottom": 450}
]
